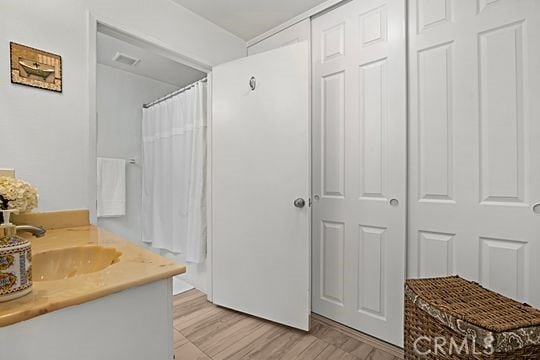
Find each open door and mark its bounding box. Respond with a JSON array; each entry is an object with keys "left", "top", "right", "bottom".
[{"left": 212, "top": 42, "right": 310, "bottom": 330}]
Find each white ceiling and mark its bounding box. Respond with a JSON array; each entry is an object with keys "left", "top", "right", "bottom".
[
  {"left": 171, "top": 0, "right": 330, "bottom": 41},
  {"left": 97, "top": 32, "right": 206, "bottom": 87}
]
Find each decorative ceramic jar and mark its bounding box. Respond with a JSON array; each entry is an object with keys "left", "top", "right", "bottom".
[{"left": 0, "top": 210, "right": 32, "bottom": 302}]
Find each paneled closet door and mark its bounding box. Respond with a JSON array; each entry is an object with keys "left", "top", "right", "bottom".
[
  {"left": 408, "top": 0, "right": 540, "bottom": 308},
  {"left": 311, "top": 0, "right": 406, "bottom": 346}
]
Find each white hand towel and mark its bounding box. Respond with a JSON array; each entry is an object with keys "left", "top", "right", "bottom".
[{"left": 97, "top": 157, "right": 126, "bottom": 217}]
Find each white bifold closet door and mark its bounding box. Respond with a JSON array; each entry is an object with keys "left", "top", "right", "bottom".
[
  {"left": 311, "top": 0, "right": 406, "bottom": 346},
  {"left": 408, "top": 0, "right": 540, "bottom": 308}
]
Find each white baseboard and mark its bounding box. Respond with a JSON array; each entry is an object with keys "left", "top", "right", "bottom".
[{"left": 173, "top": 276, "right": 194, "bottom": 295}]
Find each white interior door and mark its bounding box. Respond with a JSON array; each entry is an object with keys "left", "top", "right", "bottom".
[
  {"left": 408, "top": 0, "right": 540, "bottom": 307},
  {"left": 311, "top": 0, "right": 406, "bottom": 346},
  {"left": 212, "top": 42, "right": 311, "bottom": 330}
]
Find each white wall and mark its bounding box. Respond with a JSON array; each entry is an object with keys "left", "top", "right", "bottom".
[
  {"left": 247, "top": 19, "right": 310, "bottom": 56},
  {"left": 0, "top": 0, "right": 88, "bottom": 211},
  {"left": 0, "top": 0, "right": 245, "bottom": 212},
  {"left": 96, "top": 64, "right": 177, "bottom": 242}
]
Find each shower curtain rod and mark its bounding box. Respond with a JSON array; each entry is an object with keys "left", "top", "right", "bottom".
[{"left": 143, "top": 77, "right": 207, "bottom": 109}]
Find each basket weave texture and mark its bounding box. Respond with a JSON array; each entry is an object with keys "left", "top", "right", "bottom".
[{"left": 404, "top": 276, "right": 540, "bottom": 359}]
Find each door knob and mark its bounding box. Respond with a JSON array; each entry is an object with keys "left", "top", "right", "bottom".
[
  {"left": 389, "top": 198, "right": 399, "bottom": 207},
  {"left": 533, "top": 203, "right": 540, "bottom": 215},
  {"left": 294, "top": 198, "right": 306, "bottom": 208}
]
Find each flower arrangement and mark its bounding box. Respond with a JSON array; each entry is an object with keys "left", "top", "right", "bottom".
[{"left": 0, "top": 177, "right": 38, "bottom": 221}]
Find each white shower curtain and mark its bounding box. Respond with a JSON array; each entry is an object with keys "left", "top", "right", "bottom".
[{"left": 142, "top": 81, "right": 207, "bottom": 263}]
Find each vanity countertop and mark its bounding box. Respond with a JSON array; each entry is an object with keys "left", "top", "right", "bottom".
[{"left": 0, "top": 224, "right": 186, "bottom": 327}]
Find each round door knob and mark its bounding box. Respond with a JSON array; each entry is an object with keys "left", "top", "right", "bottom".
[
  {"left": 389, "top": 198, "right": 399, "bottom": 207},
  {"left": 294, "top": 198, "right": 306, "bottom": 208},
  {"left": 533, "top": 203, "right": 540, "bottom": 215}
]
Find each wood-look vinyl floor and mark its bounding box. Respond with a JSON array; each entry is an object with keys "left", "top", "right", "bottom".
[{"left": 173, "top": 290, "right": 402, "bottom": 360}]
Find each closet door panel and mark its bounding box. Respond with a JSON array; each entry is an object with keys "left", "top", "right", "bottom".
[
  {"left": 359, "top": 58, "right": 387, "bottom": 199},
  {"left": 312, "top": 0, "right": 406, "bottom": 346},
  {"left": 417, "top": 42, "right": 454, "bottom": 202},
  {"left": 408, "top": 0, "right": 540, "bottom": 307},
  {"left": 321, "top": 71, "right": 346, "bottom": 198}
]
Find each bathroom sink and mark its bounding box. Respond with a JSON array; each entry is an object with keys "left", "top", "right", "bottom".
[{"left": 33, "top": 245, "right": 122, "bottom": 281}]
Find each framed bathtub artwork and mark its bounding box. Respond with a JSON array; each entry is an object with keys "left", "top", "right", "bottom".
[{"left": 10, "top": 42, "right": 62, "bottom": 92}]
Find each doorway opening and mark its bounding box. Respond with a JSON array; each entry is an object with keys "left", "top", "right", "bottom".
[{"left": 92, "top": 21, "right": 210, "bottom": 295}]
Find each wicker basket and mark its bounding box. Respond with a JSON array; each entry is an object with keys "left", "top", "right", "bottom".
[{"left": 404, "top": 276, "right": 540, "bottom": 359}]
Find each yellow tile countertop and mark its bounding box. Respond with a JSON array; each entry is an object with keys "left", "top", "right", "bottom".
[{"left": 0, "top": 222, "right": 186, "bottom": 327}]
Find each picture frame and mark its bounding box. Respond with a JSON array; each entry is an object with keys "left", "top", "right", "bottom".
[{"left": 10, "top": 42, "right": 62, "bottom": 92}]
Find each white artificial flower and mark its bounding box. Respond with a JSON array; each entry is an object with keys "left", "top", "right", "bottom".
[{"left": 0, "top": 176, "right": 39, "bottom": 213}]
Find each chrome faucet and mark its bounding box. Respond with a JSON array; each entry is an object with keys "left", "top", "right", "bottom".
[{"left": 16, "top": 225, "right": 47, "bottom": 238}]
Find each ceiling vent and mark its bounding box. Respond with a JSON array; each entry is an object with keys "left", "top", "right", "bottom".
[{"left": 112, "top": 52, "right": 140, "bottom": 66}]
